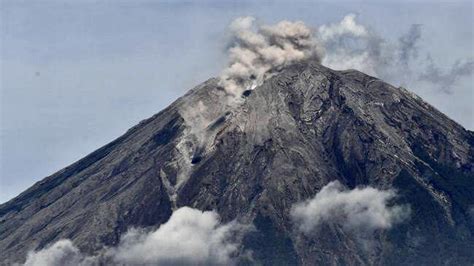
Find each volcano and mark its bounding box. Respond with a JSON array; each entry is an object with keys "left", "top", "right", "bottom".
[{"left": 1, "top": 60, "right": 473, "bottom": 265}]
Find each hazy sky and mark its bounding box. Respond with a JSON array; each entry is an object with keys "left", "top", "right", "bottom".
[{"left": 1, "top": 0, "right": 473, "bottom": 203}]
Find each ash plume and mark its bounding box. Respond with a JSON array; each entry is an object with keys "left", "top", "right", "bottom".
[{"left": 219, "top": 16, "right": 324, "bottom": 98}]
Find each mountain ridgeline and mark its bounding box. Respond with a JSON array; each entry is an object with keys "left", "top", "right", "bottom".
[{"left": 1, "top": 61, "right": 473, "bottom": 265}]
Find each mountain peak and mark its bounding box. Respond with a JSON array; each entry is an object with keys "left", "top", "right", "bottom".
[{"left": 1, "top": 62, "right": 473, "bottom": 265}]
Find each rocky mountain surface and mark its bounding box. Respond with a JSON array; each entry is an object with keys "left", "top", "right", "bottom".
[{"left": 1, "top": 60, "right": 473, "bottom": 265}]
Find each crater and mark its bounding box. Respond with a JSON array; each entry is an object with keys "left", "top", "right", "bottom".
[
  {"left": 191, "top": 155, "right": 202, "bottom": 164},
  {"left": 242, "top": 90, "right": 252, "bottom": 97}
]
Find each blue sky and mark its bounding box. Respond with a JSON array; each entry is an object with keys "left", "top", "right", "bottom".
[{"left": 1, "top": 0, "right": 473, "bottom": 203}]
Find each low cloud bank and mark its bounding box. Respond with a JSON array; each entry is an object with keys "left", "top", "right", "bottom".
[
  {"left": 291, "top": 181, "right": 410, "bottom": 234},
  {"left": 23, "top": 207, "right": 248, "bottom": 266}
]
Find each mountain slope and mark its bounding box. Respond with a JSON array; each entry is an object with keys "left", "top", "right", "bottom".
[{"left": 1, "top": 61, "right": 473, "bottom": 265}]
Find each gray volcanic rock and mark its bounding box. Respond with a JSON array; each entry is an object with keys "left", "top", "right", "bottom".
[{"left": 1, "top": 60, "right": 473, "bottom": 265}]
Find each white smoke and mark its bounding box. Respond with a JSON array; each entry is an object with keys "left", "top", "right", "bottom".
[
  {"left": 291, "top": 181, "right": 410, "bottom": 234},
  {"left": 319, "top": 14, "right": 474, "bottom": 94},
  {"left": 319, "top": 13, "right": 368, "bottom": 41},
  {"left": 176, "top": 100, "right": 214, "bottom": 184},
  {"left": 418, "top": 57, "right": 474, "bottom": 94},
  {"left": 319, "top": 13, "right": 389, "bottom": 76},
  {"left": 219, "top": 16, "right": 324, "bottom": 98},
  {"left": 22, "top": 207, "right": 249, "bottom": 266}
]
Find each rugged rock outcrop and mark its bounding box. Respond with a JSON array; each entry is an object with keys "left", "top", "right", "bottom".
[{"left": 1, "top": 60, "right": 473, "bottom": 265}]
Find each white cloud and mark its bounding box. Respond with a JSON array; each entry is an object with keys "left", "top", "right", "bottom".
[
  {"left": 109, "top": 207, "right": 247, "bottom": 265},
  {"left": 22, "top": 207, "right": 249, "bottom": 266},
  {"left": 318, "top": 14, "right": 386, "bottom": 76},
  {"left": 322, "top": 50, "right": 377, "bottom": 76},
  {"left": 319, "top": 13, "right": 368, "bottom": 41},
  {"left": 23, "top": 240, "right": 88, "bottom": 266},
  {"left": 291, "top": 181, "right": 410, "bottom": 234}
]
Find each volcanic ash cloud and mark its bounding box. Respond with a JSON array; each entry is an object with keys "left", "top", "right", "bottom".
[{"left": 219, "top": 16, "right": 324, "bottom": 98}]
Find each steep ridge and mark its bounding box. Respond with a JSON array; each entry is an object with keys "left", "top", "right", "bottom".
[{"left": 1, "top": 61, "right": 473, "bottom": 265}]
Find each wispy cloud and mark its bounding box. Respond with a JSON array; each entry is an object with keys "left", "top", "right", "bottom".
[
  {"left": 418, "top": 57, "right": 474, "bottom": 94},
  {"left": 319, "top": 14, "right": 474, "bottom": 94}
]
